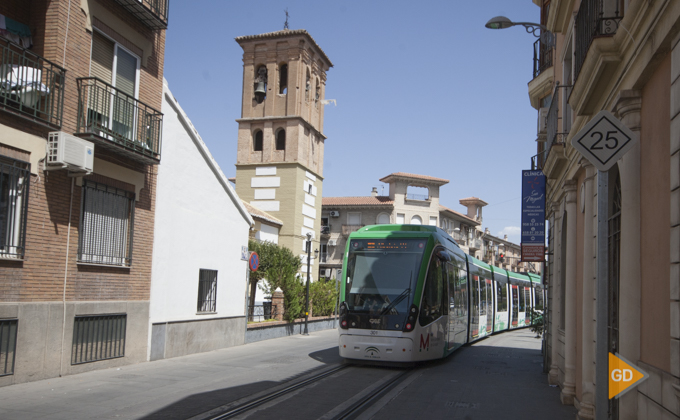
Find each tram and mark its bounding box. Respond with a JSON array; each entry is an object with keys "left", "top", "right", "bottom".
[{"left": 338, "top": 224, "right": 543, "bottom": 362}]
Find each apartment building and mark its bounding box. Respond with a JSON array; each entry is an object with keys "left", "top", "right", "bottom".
[
  {"left": 0, "top": 0, "right": 167, "bottom": 385},
  {"left": 481, "top": 229, "right": 541, "bottom": 275},
  {"left": 320, "top": 172, "right": 493, "bottom": 280},
  {"left": 528, "top": 0, "right": 680, "bottom": 418}
]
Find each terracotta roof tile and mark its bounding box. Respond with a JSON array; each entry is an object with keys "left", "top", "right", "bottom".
[
  {"left": 242, "top": 201, "right": 283, "bottom": 226},
  {"left": 379, "top": 172, "right": 449, "bottom": 185},
  {"left": 322, "top": 196, "right": 394, "bottom": 206}
]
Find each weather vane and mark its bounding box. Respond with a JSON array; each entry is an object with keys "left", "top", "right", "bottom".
[{"left": 284, "top": 8, "right": 289, "bottom": 30}]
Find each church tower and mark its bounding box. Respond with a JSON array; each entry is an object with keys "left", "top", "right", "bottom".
[{"left": 234, "top": 29, "right": 332, "bottom": 279}]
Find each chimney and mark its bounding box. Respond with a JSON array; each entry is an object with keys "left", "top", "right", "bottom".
[
  {"left": 484, "top": 227, "right": 490, "bottom": 235},
  {"left": 371, "top": 187, "right": 378, "bottom": 197},
  {"left": 504, "top": 234, "right": 508, "bottom": 241}
]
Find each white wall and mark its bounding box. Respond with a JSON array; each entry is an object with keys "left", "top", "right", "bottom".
[{"left": 150, "top": 80, "right": 252, "bottom": 326}]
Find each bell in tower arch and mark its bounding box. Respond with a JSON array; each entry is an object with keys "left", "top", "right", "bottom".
[{"left": 254, "top": 66, "right": 268, "bottom": 103}]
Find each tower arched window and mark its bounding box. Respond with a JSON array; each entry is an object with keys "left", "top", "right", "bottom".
[
  {"left": 254, "top": 65, "right": 267, "bottom": 103},
  {"left": 315, "top": 78, "right": 320, "bottom": 102},
  {"left": 253, "top": 130, "right": 263, "bottom": 151},
  {"left": 275, "top": 129, "right": 286, "bottom": 150},
  {"left": 279, "top": 63, "right": 288, "bottom": 94},
  {"left": 305, "top": 69, "right": 311, "bottom": 101}
]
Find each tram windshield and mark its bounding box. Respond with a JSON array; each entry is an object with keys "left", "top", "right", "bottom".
[{"left": 345, "top": 238, "right": 426, "bottom": 315}]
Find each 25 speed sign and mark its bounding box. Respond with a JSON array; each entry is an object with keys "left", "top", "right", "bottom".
[{"left": 571, "top": 110, "right": 638, "bottom": 172}]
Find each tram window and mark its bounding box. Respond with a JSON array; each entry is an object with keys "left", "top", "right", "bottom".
[
  {"left": 497, "top": 283, "right": 507, "bottom": 312},
  {"left": 519, "top": 286, "right": 526, "bottom": 311},
  {"left": 535, "top": 288, "right": 544, "bottom": 311},
  {"left": 419, "top": 257, "right": 444, "bottom": 326}
]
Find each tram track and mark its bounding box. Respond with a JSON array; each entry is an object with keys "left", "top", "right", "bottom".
[{"left": 192, "top": 363, "right": 418, "bottom": 420}]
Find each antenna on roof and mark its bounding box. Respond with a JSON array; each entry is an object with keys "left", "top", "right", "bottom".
[{"left": 284, "top": 8, "right": 290, "bottom": 30}]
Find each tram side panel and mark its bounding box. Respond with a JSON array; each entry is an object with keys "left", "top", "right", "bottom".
[{"left": 491, "top": 267, "right": 510, "bottom": 332}]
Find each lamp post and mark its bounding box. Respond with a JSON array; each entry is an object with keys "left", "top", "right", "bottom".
[
  {"left": 485, "top": 16, "right": 554, "bottom": 47},
  {"left": 304, "top": 232, "right": 319, "bottom": 335}
]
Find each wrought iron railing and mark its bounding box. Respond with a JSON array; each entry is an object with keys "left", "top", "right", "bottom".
[
  {"left": 406, "top": 193, "right": 428, "bottom": 201},
  {"left": 0, "top": 319, "right": 18, "bottom": 376},
  {"left": 249, "top": 303, "right": 279, "bottom": 322},
  {"left": 321, "top": 225, "right": 330, "bottom": 235},
  {"left": 574, "top": 0, "right": 622, "bottom": 80},
  {"left": 71, "top": 314, "right": 126, "bottom": 365},
  {"left": 533, "top": 38, "right": 553, "bottom": 79},
  {"left": 543, "top": 82, "right": 573, "bottom": 165},
  {"left": 114, "top": 0, "right": 169, "bottom": 30},
  {"left": 0, "top": 35, "right": 65, "bottom": 128},
  {"left": 0, "top": 157, "right": 30, "bottom": 260},
  {"left": 76, "top": 77, "right": 162, "bottom": 162}
]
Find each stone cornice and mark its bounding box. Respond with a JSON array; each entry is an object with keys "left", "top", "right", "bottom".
[{"left": 236, "top": 116, "right": 327, "bottom": 141}]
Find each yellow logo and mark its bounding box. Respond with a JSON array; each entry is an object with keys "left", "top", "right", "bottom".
[{"left": 609, "top": 352, "right": 649, "bottom": 399}]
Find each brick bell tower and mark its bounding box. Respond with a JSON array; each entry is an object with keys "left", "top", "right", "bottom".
[{"left": 234, "top": 29, "right": 332, "bottom": 280}]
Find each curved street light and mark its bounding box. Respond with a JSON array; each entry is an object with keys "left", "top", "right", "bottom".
[{"left": 485, "top": 16, "right": 554, "bottom": 47}]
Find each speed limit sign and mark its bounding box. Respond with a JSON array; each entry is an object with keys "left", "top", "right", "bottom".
[{"left": 571, "top": 110, "right": 638, "bottom": 172}]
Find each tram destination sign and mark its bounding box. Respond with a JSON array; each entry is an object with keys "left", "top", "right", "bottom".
[
  {"left": 521, "top": 170, "right": 546, "bottom": 262},
  {"left": 571, "top": 110, "right": 638, "bottom": 172}
]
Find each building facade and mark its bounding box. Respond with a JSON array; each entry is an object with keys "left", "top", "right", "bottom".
[
  {"left": 233, "top": 29, "right": 332, "bottom": 282},
  {"left": 149, "top": 80, "right": 253, "bottom": 361},
  {"left": 528, "top": 0, "right": 680, "bottom": 418},
  {"left": 319, "top": 172, "right": 538, "bottom": 281},
  {"left": 0, "top": 0, "right": 168, "bottom": 385}
]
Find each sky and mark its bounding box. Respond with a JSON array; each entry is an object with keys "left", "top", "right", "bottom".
[{"left": 163, "top": 0, "right": 543, "bottom": 245}]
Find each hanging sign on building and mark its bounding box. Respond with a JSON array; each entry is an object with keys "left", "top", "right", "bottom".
[{"left": 521, "top": 170, "right": 546, "bottom": 262}]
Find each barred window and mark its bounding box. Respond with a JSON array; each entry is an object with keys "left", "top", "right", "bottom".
[
  {"left": 0, "top": 319, "right": 18, "bottom": 376},
  {"left": 0, "top": 157, "right": 30, "bottom": 259},
  {"left": 72, "top": 314, "right": 126, "bottom": 364},
  {"left": 78, "top": 180, "right": 135, "bottom": 266},
  {"left": 197, "top": 269, "right": 218, "bottom": 313}
]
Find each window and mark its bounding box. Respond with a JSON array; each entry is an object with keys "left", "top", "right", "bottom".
[
  {"left": 406, "top": 185, "right": 428, "bottom": 200},
  {"left": 396, "top": 213, "right": 405, "bottom": 224},
  {"left": 90, "top": 31, "right": 140, "bottom": 139},
  {"left": 305, "top": 69, "right": 311, "bottom": 101},
  {"left": 347, "top": 212, "right": 361, "bottom": 226},
  {"left": 321, "top": 217, "right": 330, "bottom": 234},
  {"left": 410, "top": 215, "right": 422, "bottom": 225},
  {"left": 0, "top": 157, "right": 29, "bottom": 259},
  {"left": 72, "top": 314, "right": 126, "bottom": 364},
  {"left": 275, "top": 129, "right": 286, "bottom": 150},
  {"left": 497, "top": 282, "right": 507, "bottom": 312},
  {"left": 279, "top": 63, "right": 288, "bottom": 94},
  {"left": 197, "top": 269, "right": 218, "bottom": 313},
  {"left": 429, "top": 216, "right": 437, "bottom": 226},
  {"left": 0, "top": 319, "right": 17, "bottom": 376},
  {"left": 254, "top": 65, "right": 267, "bottom": 103},
  {"left": 78, "top": 180, "right": 135, "bottom": 266},
  {"left": 253, "top": 130, "right": 263, "bottom": 151},
  {"left": 377, "top": 213, "right": 390, "bottom": 224},
  {"left": 320, "top": 243, "right": 328, "bottom": 263}
]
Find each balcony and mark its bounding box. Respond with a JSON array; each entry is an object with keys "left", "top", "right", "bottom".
[
  {"left": 533, "top": 38, "right": 553, "bottom": 79},
  {"left": 114, "top": 0, "right": 169, "bottom": 30},
  {"left": 574, "top": 0, "right": 622, "bottom": 81},
  {"left": 0, "top": 36, "right": 65, "bottom": 129},
  {"left": 342, "top": 225, "right": 363, "bottom": 236},
  {"left": 469, "top": 238, "right": 482, "bottom": 251},
  {"left": 76, "top": 78, "right": 162, "bottom": 165},
  {"left": 534, "top": 83, "right": 572, "bottom": 175},
  {"left": 321, "top": 225, "right": 331, "bottom": 235}
]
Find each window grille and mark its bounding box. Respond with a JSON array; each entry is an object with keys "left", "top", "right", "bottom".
[
  {"left": 78, "top": 180, "right": 135, "bottom": 266},
  {"left": 0, "top": 319, "right": 18, "bottom": 376},
  {"left": 71, "top": 314, "right": 126, "bottom": 364},
  {"left": 0, "top": 157, "right": 30, "bottom": 259},
  {"left": 197, "top": 269, "right": 218, "bottom": 313}
]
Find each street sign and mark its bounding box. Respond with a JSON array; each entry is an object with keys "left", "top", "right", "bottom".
[
  {"left": 249, "top": 252, "right": 259, "bottom": 272},
  {"left": 241, "top": 246, "right": 249, "bottom": 261},
  {"left": 609, "top": 352, "right": 649, "bottom": 399},
  {"left": 571, "top": 110, "right": 638, "bottom": 172}
]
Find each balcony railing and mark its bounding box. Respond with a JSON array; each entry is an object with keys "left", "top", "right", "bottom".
[
  {"left": 469, "top": 238, "right": 483, "bottom": 250},
  {"left": 533, "top": 38, "right": 553, "bottom": 79},
  {"left": 0, "top": 36, "right": 65, "bottom": 128},
  {"left": 342, "top": 225, "right": 363, "bottom": 236},
  {"left": 114, "top": 0, "right": 169, "bottom": 30},
  {"left": 574, "top": 0, "right": 622, "bottom": 81},
  {"left": 76, "top": 77, "right": 162, "bottom": 165},
  {"left": 546, "top": 82, "right": 572, "bottom": 158},
  {"left": 321, "top": 225, "right": 331, "bottom": 235}
]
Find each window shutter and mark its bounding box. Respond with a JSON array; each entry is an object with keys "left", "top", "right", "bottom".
[{"left": 91, "top": 32, "right": 114, "bottom": 83}]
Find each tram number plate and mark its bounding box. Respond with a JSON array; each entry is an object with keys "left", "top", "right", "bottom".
[{"left": 370, "top": 330, "right": 379, "bottom": 336}]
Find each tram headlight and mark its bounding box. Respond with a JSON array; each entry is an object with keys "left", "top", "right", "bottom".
[{"left": 339, "top": 302, "right": 349, "bottom": 330}]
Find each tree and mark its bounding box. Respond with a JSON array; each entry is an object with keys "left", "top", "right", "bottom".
[{"left": 249, "top": 239, "right": 303, "bottom": 322}]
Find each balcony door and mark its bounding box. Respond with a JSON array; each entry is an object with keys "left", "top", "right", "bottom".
[{"left": 90, "top": 31, "right": 140, "bottom": 142}]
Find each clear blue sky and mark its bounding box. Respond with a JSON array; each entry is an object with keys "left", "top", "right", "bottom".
[{"left": 164, "top": 0, "right": 542, "bottom": 245}]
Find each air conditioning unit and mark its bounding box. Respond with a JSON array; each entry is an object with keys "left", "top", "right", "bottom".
[
  {"left": 328, "top": 239, "right": 337, "bottom": 246},
  {"left": 47, "top": 132, "right": 94, "bottom": 174},
  {"left": 329, "top": 211, "right": 340, "bottom": 217},
  {"left": 537, "top": 107, "right": 548, "bottom": 136}
]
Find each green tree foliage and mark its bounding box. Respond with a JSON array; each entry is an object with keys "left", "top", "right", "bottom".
[
  {"left": 529, "top": 307, "right": 544, "bottom": 337},
  {"left": 249, "top": 239, "right": 303, "bottom": 322},
  {"left": 310, "top": 280, "right": 339, "bottom": 317}
]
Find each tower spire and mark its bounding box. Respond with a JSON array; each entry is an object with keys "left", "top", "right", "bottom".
[{"left": 284, "top": 8, "right": 289, "bottom": 30}]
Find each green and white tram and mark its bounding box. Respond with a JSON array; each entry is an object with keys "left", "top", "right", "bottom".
[{"left": 338, "top": 224, "right": 543, "bottom": 362}]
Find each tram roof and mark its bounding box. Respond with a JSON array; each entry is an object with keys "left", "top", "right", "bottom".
[
  {"left": 490, "top": 265, "right": 508, "bottom": 277},
  {"left": 508, "top": 271, "right": 531, "bottom": 282},
  {"left": 468, "top": 255, "right": 491, "bottom": 271},
  {"left": 527, "top": 273, "right": 542, "bottom": 284}
]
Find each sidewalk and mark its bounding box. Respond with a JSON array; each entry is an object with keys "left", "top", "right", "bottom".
[{"left": 0, "top": 330, "right": 341, "bottom": 420}]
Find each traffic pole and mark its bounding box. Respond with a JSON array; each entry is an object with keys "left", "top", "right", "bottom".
[{"left": 595, "top": 170, "right": 609, "bottom": 419}]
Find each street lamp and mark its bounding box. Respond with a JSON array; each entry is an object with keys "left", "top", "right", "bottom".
[
  {"left": 304, "top": 232, "right": 319, "bottom": 335},
  {"left": 485, "top": 16, "right": 554, "bottom": 47}
]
